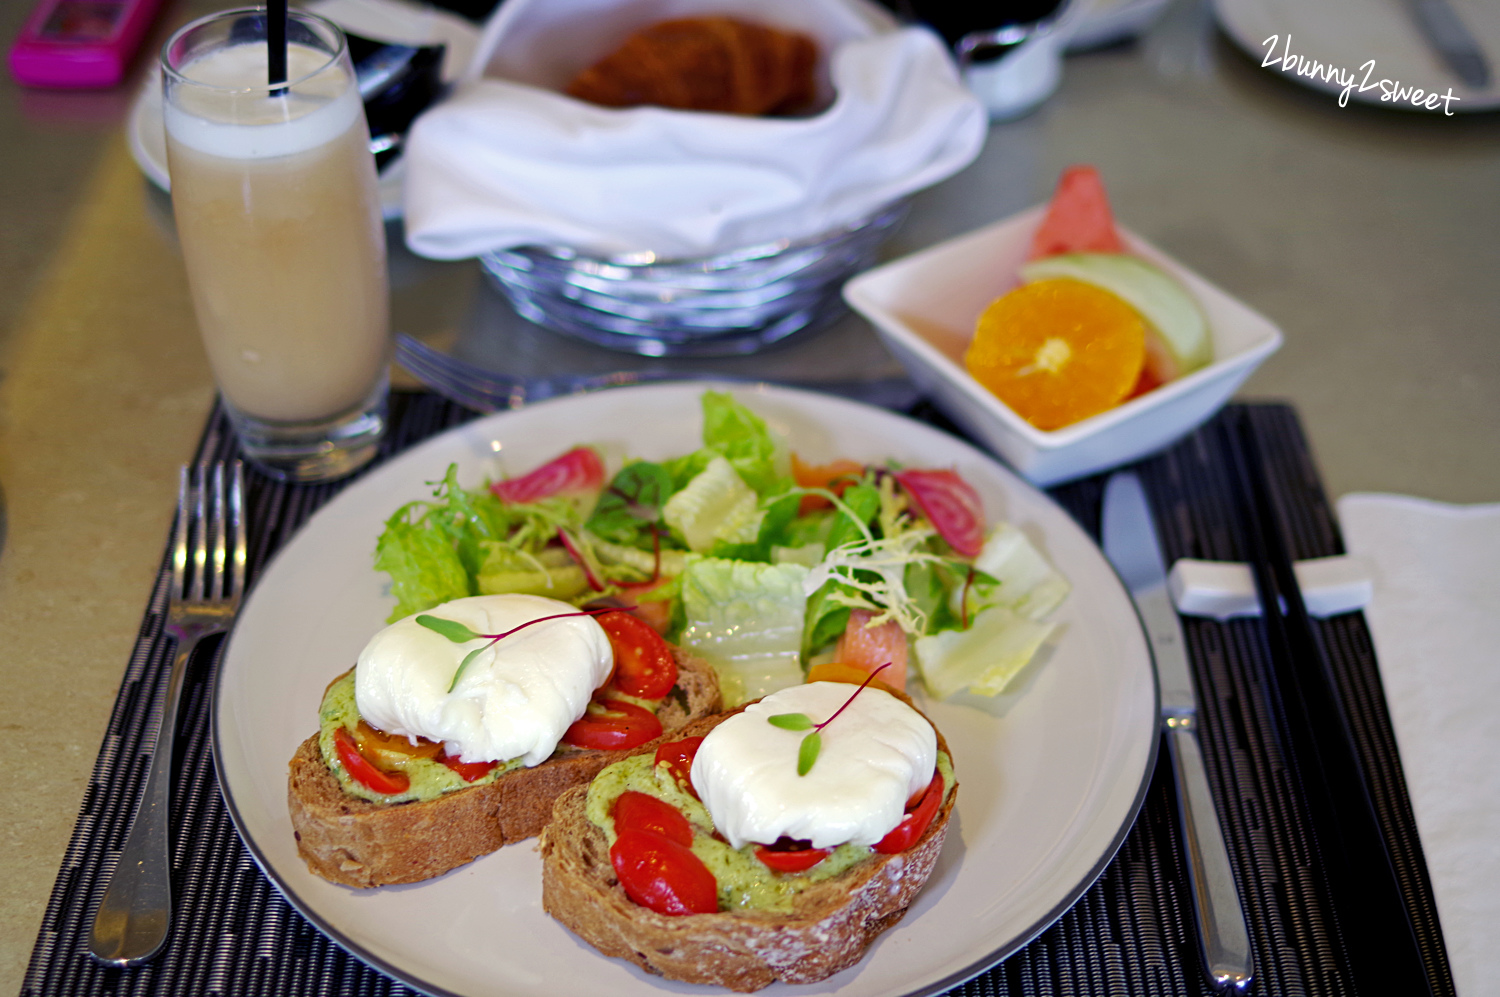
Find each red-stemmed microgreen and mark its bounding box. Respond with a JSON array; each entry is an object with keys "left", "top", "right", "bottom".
[
  {"left": 557, "top": 528, "right": 605, "bottom": 592},
  {"left": 560, "top": 522, "right": 667, "bottom": 593},
  {"left": 959, "top": 565, "right": 976, "bottom": 630},
  {"left": 416, "top": 606, "right": 632, "bottom": 692},
  {"left": 768, "top": 663, "right": 893, "bottom": 776}
]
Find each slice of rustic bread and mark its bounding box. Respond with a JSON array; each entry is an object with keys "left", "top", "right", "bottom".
[
  {"left": 539, "top": 704, "right": 956, "bottom": 992},
  {"left": 287, "top": 648, "right": 720, "bottom": 888}
]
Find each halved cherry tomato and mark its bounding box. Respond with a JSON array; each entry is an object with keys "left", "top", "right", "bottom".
[
  {"left": 491, "top": 446, "right": 605, "bottom": 504},
  {"left": 439, "top": 752, "right": 499, "bottom": 783},
  {"left": 561, "top": 699, "right": 663, "bottom": 751},
  {"left": 792, "top": 454, "right": 865, "bottom": 514},
  {"left": 334, "top": 726, "right": 410, "bottom": 795},
  {"left": 613, "top": 790, "right": 694, "bottom": 847},
  {"left": 874, "top": 771, "right": 944, "bottom": 855},
  {"left": 610, "top": 829, "right": 718, "bottom": 915},
  {"left": 655, "top": 736, "right": 704, "bottom": 798},
  {"left": 754, "top": 839, "right": 831, "bottom": 873},
  {"left": 597, "top": 611, "right": 677, "bottom": 699},
  {"left": 353, "top": 719, "right": 444, "bottom": 769},
  {"left": 894, "top": 468, "right": 986, "bottom": 558},
  {"left": 833, "top": 609, "right": 909, "bottom": 690}
]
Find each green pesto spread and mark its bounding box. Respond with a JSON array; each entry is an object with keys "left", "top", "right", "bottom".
[
  {"left": 586, "top": 749, "right": 956, "bottom": 914},
  {"left": 317, "top": 671, "right": 522, "bottom": 805}
]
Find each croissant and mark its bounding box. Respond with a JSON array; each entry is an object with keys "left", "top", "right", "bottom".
[{"left": 566, "top": 17, "right": 818, "bottom": 116}]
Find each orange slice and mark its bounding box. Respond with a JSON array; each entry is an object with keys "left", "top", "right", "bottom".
[{"left": 965, "top": 278, "right": 1146, "bottom": 431}]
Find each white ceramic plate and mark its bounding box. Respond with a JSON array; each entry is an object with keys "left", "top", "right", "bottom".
[
  {"left": 1214, "top": 0, "right": 1499, "bottom": 111},
  {"left": 126, "top": 0, "right": 480, "bottom": 218},
  {"left": 214, "top": 383, "right": 1158, "bottom": 997}
]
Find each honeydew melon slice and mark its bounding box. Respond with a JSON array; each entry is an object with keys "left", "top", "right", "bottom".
[{"left": 1020, "top": 253, "right": 1212, "bottom": 376}]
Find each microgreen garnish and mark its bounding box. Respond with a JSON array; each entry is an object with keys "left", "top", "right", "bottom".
[
  {"left": 416, "top": 606, "right": 631, "bottom": 692},
  {"left": 959, "top": 566, "right": 976, "bottom": 630},
  {"left": 769, "top": 662, "right": 893, "bottom": 776}
]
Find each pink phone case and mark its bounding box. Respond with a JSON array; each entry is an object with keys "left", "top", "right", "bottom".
[{"left": 8, "top": 0, "right": 166, "bottom": 89}]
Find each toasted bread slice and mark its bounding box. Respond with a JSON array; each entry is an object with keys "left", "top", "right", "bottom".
[
  {"left": 540, "top": 703, "right": 956, "bottom": 992},
  {"left": 288, "top": 648, "right": 720, "bottom": 888}
]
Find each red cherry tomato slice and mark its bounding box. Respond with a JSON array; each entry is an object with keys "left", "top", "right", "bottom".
[
  {"left": 613, "top": 790, "right": 694, "bottom": 847},
  {"left": 598, "top": 611, "right": 678, "bottom": 699},
  {"left": 439, "top": 752, "right": 499, "bottom": 783},
  {"left": 334, "top": 726, "right": 410, "bottom": 795},
  {"left": 491, "top": 446, "right": 605, "bottom": 504},
  {"left": 610, "top": 829, "right": 718, "bottom": 915},
  {"left": 874, "top": 771, "right": 944, "bottom": 855},
  {"left": 655, "top": 736, "right": 704, "bottom": 798},
  {"left": 561, "top": 699, "right": 663, "bottom": 751},
  {"left": 754, "top": 841, "right": 831, "bottom": 873},
  {"left": 894, "top": 468, "right": 986, "bottom": 558}
]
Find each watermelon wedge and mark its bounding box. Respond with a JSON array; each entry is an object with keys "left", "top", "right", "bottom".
[{"left": 1026, "top": 165, "right": 1125, "bottom": 260}]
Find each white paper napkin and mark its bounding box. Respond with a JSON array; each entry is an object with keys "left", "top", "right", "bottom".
[
  {"left": 1337, "top": 493, "right": 1500, "bottom": 997},
  {"left": 400, "top": 0, "right": 987, "bottom": 260}
]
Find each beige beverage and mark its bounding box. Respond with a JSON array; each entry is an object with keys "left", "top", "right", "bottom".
[{"left": 166, "top": 41, "right": 388, "bottom": 424}]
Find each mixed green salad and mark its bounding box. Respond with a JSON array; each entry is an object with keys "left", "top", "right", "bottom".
[{"left": 374, "top": 391, "right": 1069, "bottom": 705}]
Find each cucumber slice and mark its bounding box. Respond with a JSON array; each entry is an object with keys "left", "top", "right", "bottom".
[{"left": 1020, "top": 253, "right": 1212, "bottom": 375}]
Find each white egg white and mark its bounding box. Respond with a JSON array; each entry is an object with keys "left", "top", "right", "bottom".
[
  {"left": 691, "top": 682, "right": 937, "bottom": 850},
  {"left": 354, "top": 594, "right": 613, "bottom": 767}
]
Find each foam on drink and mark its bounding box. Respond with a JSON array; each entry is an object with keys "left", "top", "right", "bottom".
[{"left": 165, "top": 43, "right": 362, "bottom": 158}]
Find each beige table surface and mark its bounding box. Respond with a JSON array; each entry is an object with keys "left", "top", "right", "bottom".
[{"left": 2, "top": 0, "right": 1497, "bottom": 991}]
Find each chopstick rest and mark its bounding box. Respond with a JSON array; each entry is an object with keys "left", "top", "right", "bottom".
[{"left": 1169, "top": 555, "right": 1372, "bottom": 620}]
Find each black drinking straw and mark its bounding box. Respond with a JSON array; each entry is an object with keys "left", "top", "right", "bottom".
[{"left": 267, "top": 0, "right": 288, "bottom": 89}]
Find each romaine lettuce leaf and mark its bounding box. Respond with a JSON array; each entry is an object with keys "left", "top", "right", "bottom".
[
  {"left": 711, "top": 490, "right": 800, "bottom": 563},
  {"left": 800, "top": 483, "right": 881, "bottom": 657},
  {"left": 373, "top": 507, "right": 471, "bottom": 622},
  {"left": 677, "top": 557, "right": 810, "bottom": 706},
  {"left": 699, "top": 390, "right": 786, "bottom": 496},
  {"left": 663, "top": 456, "right": 763, "bottom": 553},
  {"left": 914, "top": 605, "right": 1058, "bottom": 698},
  {"left": 955, "top": 522, "right": 1072, "bottom": 622}
]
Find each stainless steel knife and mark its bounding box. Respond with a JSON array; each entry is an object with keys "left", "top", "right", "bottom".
[
  {"left": 1101, "top": 472, "right": 1254, "bottom": 993},
  {"left": 1404, "top": 0, "right": 1491, "bottom": 89}
]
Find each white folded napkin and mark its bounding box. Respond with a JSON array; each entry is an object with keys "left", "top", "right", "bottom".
[
  {"left": 401, "top": 0, "right": 986, "bottom": 261},
  {"left": 1337, "top": 493, "right": 1500, "bottom": 997}
]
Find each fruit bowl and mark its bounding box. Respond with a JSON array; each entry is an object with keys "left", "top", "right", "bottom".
[{"left": 843, "top": 206, "right": 1283, "bottom": 485}]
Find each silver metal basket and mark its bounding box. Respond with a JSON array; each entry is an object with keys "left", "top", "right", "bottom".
[{"left": 477, "top": 201, "right": 909, "bottom": 357}]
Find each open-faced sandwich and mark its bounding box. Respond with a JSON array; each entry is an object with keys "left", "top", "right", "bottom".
[
  {"left": 541, "top": 669, "right": 956, "bottom": 991},
  {"left": 288, "top": 593, "right": 721, "bottom": 887}
]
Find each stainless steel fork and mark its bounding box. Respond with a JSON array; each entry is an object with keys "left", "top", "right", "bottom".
[
  {"left": 90, "top": 460, "right": 246, "bottom": 966},
  {"left": 393, "top": 332, "right": 922, "bottom": 413}
]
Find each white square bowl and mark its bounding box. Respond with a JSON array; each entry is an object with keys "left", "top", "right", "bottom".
[{"left": 844, "top": 206, "right": 1283, "bottom": 486}]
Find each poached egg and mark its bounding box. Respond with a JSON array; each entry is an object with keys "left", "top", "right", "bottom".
[
  {"left": 690, "top": 682, "right": 937, "bottom": 850},
  {"left": 355, "top": 594, "right": 613, "bottom": 767}
]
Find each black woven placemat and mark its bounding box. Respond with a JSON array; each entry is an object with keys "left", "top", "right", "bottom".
[{"left": 22, "top": 393, "right": 1453, "bottom": 997}]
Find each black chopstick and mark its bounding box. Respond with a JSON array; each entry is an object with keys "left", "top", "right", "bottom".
[{"left": 1223, "top": 410, "right": 1436, "bottom": 997}]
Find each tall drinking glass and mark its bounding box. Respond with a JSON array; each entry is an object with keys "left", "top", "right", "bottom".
[{"left": 163, "top": 8, "right": 389, "bottom": 482}]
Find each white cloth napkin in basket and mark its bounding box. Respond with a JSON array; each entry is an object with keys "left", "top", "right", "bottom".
[
  {"left": 400, "top": 0, "right": 986, "bottom": 261},
  {"left": 1338, "top": 493, "right": 1500, "bottom": 997}
]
